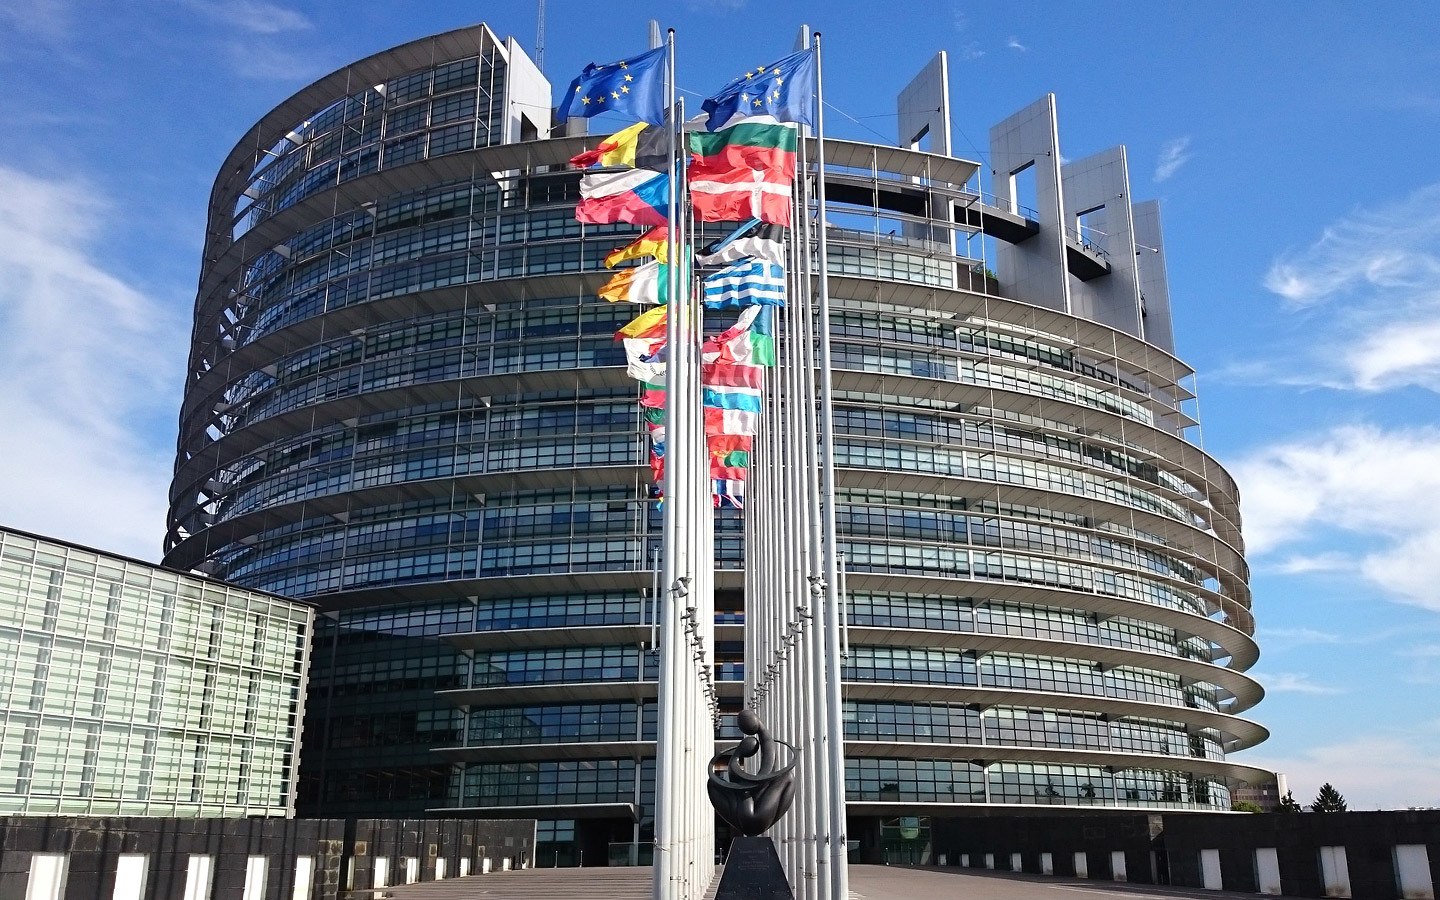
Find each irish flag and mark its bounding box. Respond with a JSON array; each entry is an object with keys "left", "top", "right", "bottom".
[{"left": 688, "top": 116, "right": 797, "bottom": 226}]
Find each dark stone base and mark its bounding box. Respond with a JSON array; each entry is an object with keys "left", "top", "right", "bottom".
[{"left": 716, "top": 836, "right": 792, "bottom": 900}]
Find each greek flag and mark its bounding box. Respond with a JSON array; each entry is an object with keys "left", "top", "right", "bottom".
[{"left": 701, "top": 259, "right": 786, "bottom": 309}]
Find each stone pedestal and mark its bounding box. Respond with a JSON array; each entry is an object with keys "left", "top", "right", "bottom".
[{"left": 715, "top": 836, "right": 792, "bottom": 900}]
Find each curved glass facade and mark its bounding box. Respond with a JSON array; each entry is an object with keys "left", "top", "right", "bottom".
[{"left": 167, "top": 25, "right": 1266, "bottom": 850}]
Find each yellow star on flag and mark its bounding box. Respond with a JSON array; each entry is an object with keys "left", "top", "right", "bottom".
[
  {"left": 621, "top": 85, "right": 630, "bottom": 93},
  {"left": 624, "top": 74, "right": 633, "bottom": 82},
  {"left": 581, "top": 96, "right": 591, "bottom": 105}
]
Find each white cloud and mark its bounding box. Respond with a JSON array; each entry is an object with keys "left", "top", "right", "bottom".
[
  {"left": 1005, "top": 36, "right": 1027, "bottom": 52},
  {"left": 179, "top": 0, "right": 311, "bottom": 34},
  {"left": 1257, "top": 626, "right": 1343, "bottom": 647},
  {"left": 1251, "top": 183, "right": 1440, "bottom": 392},
  {"left": 1271, "top": 552, "right": 1350, "bottom": 575},
  {"left": 1153, "top": 136, "right": 1192, "bottom": 182},
  {"left": 1264, "top": 186, "right": 1440, "bottom": 307},
  {"left": 0, "top": 166, "right": 183, "bottom": 561},
  {"left": 1242, "top": 736, "right": 1440, "bottom": 810},
  {"left": 1233, "top": 424, "right": 1440, "bottom": 611},
  {"left": 1257, "top": 672, "right": 1343, "bottom": 695}
]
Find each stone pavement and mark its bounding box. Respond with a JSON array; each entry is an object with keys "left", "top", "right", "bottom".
[{"left": 378, "top": 864, "right": 1266, "bottom": 899}]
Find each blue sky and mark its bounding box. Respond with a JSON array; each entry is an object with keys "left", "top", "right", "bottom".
[{"left": 1, "top": 1, "right": 1438, "bottom": 809}]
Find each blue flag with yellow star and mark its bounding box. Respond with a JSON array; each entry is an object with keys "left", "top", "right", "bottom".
[
  {"left": 558, "top": 46, "right": 667, "bottom": 124},
  {"left": 702, "top": 49, "right": 816, "bottom": 131}
]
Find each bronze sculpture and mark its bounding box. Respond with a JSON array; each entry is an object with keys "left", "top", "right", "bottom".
[{"left": 706, "top": 708, "right": 797, "bottom": 836}]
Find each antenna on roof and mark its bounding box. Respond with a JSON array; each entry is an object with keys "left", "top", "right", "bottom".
[{"left": 535, "top": 0, "right": 546, "bottom": 73}]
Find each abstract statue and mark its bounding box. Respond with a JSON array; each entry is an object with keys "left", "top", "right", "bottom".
[{"left": 707, "top": 708, "right": 797, "bottom": 836}]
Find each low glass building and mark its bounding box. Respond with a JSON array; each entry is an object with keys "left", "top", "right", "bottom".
[
  {"left": 164, "top": 23, "right": 1270, "bottom": 863},
  {"left": 0, "top": 527, "right": 313, "bottom": 817}
]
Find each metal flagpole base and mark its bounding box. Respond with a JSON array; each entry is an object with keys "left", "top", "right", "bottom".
[{"left": 716, "top": 837, "right": 793, "bottom": 899}]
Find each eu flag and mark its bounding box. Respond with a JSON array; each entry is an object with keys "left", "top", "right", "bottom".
[
  {"left": 701, "top": 49, "right": 816, "bottom": 131},
  {"left": 559, "top": 46, "right": 666, "bottom": 124}
]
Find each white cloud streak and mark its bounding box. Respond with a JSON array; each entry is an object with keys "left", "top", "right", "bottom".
[
  {"left": 1153, "top": 136, "right": 1192, "bottom": 182},
  {"left": 0, "top": 166, "right": 183, "bottom": 561},
  {"left": 1258, "top": 183, "right": 1440, "bottom": 392},
  {"left": 1006, "top": 36, "right": 1027, "bottom": 52},
  {"left": 1257, "top": 672, "right": 1343, "bottom": 695},
  {"left": 179, "top": 0, "right": 311, "bottom": 34},
  {"left": 1233, "top": 424, "right": 1440, "bottom": 611}
]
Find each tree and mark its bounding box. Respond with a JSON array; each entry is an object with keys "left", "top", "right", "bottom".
[
  {"left": 1277, "top": 791, "right": 1303, "bottom": 813},
  {"left": 1311, "top": 783, "right": 1348, "bottom": 812},
  {"left": 1232, "top": 800, "right": 1263, "bottom": 813}
]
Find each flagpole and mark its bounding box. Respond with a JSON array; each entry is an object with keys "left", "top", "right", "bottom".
[
  {"left": 653, "top": 26, "right": 681, "bottom": 900},
  {"left": 810, "top": 31, "right": 849, "bottom": 900}
]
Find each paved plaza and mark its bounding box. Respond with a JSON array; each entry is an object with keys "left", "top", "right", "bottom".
[{"left": 379, "top": 864, "right": 1265, "bottom": 899}]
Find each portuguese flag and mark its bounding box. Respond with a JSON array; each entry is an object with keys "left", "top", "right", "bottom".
[{"left": 688, "top": 116, "right": 797, "bottom": 226}]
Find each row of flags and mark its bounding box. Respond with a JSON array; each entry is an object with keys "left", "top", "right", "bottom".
[{"left": 562, "top": 44, "right": 817, "bottom": 508}]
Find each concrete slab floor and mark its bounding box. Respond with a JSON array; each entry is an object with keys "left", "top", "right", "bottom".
[{"left": 378, "top": 864, "right": 1268, "bottom": 899}]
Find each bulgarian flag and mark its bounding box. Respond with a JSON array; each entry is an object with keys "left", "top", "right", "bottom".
[
  {"left": 688, "top": 116, "right": 797, "bottom": 226},
  {"left": 639, "top": 380, "right": 666, "bottom": 409}
]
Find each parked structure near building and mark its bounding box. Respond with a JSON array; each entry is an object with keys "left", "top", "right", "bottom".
[{"left": 163, "top": 22, "right": 1271, "bottom": 862}]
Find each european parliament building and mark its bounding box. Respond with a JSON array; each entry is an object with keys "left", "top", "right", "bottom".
[{"left": 164, "top": 24, "right": 1269, "bottom": 863}]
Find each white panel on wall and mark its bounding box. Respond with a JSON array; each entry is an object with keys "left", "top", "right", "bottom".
[
  {"left": 181, "top": 855, "right": 214, "bottom": 900},
  {"left": 1319, "top": 846, "right": 1351, "bottom": 898},
  {"left": 1010, "top": 852, "right": 1022, "bottom": 873},
  {"left": 291, "top": 856, "right": 313, "bottom": 900},
  {"left": 1041, "top": 852, "right": 1053, "bottom": 875},
  {"left": 373, "top": 858, "right": 389, "bottom": 888},
  {"left": 1074, "top": 851, "right": 1088, "bottom": 879},
  {"left": 112, "top": 854, "right": 149, "bottom": 900},
  {"left": 242, "top": 856, "right": 268, "bottom": 900},
  {"left": 1394, "top": 845, "right": 1435, "bottom": 899},
  {"left": 25, "top": 854, "right": 68, "bottom": 900},
  {"left": 1255, "top": 847, "right": 1281, "bottom": 895},
  {"left": 1200, "top": 849, "right": 1223, "bottom": 891},
  {"left": 1111, "top": 850, "right": 1128, "bottom": 882},
  {"left": 404, "top": 857, "right": 419, "bottom": 884},
  {"left": 435, "top": 857, "right": 447, "bottom": 880},
  {"left": 459, "top": 857, "right": 471, "bottom": 877}
]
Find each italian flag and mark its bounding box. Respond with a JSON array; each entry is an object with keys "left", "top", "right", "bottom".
[{"left": 688, "top": 116, "right": 797, "bottom": 226}]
